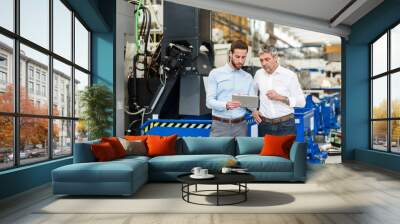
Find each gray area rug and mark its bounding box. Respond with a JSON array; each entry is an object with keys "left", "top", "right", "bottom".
[{"left": 38, "top": 183, "right": 361, "bottom": 214}]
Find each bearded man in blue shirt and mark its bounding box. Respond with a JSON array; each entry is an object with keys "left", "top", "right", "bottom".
[{"left": 206, "top": 40, "right": 256, "bottom": 137}]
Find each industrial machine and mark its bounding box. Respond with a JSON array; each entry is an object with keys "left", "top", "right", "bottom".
[{"left": 125, "top": 1, "right": 213, "bottom": 135}]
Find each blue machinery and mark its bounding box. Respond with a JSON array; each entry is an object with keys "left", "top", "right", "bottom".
[
  {"left": 305, "top": 93, "right": 340, "bottom": 136},
  {"left": 140, "top": 114, "right": 255, "bottom": 137},
  {"left": 140, "top": 94, "right": 340, "bottom": 163}
]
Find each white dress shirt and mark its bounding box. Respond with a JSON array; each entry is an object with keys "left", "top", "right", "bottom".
[{"left": 254, "top": 65, "right": 305, "bottom": 119}]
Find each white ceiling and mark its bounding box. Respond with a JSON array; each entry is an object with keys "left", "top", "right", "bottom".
[
  {"left": 287, "top": 27, "right": 342, "bottom": 45},
  {"left": 227, "top": 0, "right": 352, "bottom": 23},
  {"left": 166, "top": 0, "right": 384, "bottom": 38}
]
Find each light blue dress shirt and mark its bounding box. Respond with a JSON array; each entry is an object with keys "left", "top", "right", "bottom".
[{"left": 206, "top": 63, "right": 256, "bottom": 119}]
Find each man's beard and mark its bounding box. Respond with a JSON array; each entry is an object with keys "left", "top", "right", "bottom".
[{"left": 231, "top": 61, "right": 243, "bottom": 70}]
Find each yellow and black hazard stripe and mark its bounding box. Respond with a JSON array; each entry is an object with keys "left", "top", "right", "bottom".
[{"left": 142, "top": 121, "right": 212, "bottom": 134}]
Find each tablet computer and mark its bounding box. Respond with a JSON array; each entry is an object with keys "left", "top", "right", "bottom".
[{"left": 232, "top": 95, "right": 259, "bottom": 109}]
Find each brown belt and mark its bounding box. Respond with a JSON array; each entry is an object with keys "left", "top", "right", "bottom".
[
  {"left": 260, "top": 114, "right": 294, "bottom": 124},
  {"left": 212, "top": 115, "right": 245, "bottom": 124}
]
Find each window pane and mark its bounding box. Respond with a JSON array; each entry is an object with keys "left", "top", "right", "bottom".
[
  {"left": 53, "top": 119, "right": 72, "bottom": 158},
  {"left": 0, "top": 35, "right": 14, "bottom": 112},
  {"left": 391, "top": 120, "right": 400, "bottom": 153},
  {"left": 372, "top": 121, "right": 388, "bottom": 151},
  {"left": 372, "top": 77, "right": 387, "bottom": 119},
  {"left": 20, "top": 44, "right": 49, "bottom": 115},
  {"left": 20, "top": 0, "right": 49, "bottom": 49},
  {"left": 372, "top": 33, "right": 387, "bottom": 76},
  {"left": 391, "top": 72, "right": 400, "bottom": 118},
  {"left": 0, "top": 116, "right": 14, "bottom": 170},
  {"left": 75, "top": 120, "right": 88, "bottom": 143},
  {"left": 53, "top": 59, "right": 72, "bottom": 117},
  {"left": 74, "top": 69, "right": 89, "bottom": 118},
  {"left": 20, "top": 117, "right": 49, "bottom": 165},
  {"left": 53, "top": 0, "right": 72, "bottom": 60},
  {"left": 0, "top": 0, "right": 14, "bottom": 31},
  {"left": 75, "top": 18, "right": 89, "bottom": 70},
  {"left": 391, "top": 24, "right": 400, "bottom": 70}
]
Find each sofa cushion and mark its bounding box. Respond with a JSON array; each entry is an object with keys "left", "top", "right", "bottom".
[
  {"left": 180, "top": 137, "right": 235, "bottom": 155},
  {"left": 236, "top": 155, "right": 293, "bottom": 172},
  {"left": 236, "top": 137, "right": 263, "bottom": 155},
  {"left": 148, "top": 154, "right": 235, "bottom": 172},
  {"left": 53, "top": 163, "right": 133, "bottom": 183},
  {"left": 52, "top": 159, "right": 147, "bottom": 183},
  {"left": 115, "top": 155, "right": 150, "bottom": 163}
]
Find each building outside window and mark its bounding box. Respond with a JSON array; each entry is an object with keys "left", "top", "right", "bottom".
[
  {"left": 28, "top": 81, "right": 34, "bottom": 94},
  {"left": 54, "top": 89, "right": 58, "bottom": 104},
  {"left": 0, "top": 54, "right": 7, "bottom": 67},
  {"left": 0, "top": 54, "right": 7, "bottom": 88},
  {"left": 41, "top": 85, "right": 46, "bottom": 97},
  {"left": 41, "top": 73, "right": 46, "bottom": 83},
  {"left": 0, "top": 71, "right": 6, "bottom": 84},
  {"left": 35, "top": 83, "right": 40, "bottom": 95},
  {"left": 28, "top": 67, "right": 34, "bottom": 80},
  {"left": 35, "top": 70, "right": 40, "bottom": 81}
]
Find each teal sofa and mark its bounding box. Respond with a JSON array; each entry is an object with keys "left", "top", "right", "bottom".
[{"left": 52, "top": 137, "right": 307, "bottom": 196}]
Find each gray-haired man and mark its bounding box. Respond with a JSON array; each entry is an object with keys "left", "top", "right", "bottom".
[{"left": 252, "top": 45, "right": 305, "bottom": 136}]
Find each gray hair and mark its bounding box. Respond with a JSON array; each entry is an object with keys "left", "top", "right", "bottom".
[{"left": 258, "top": 45, "right": 278, "bottom": 57}]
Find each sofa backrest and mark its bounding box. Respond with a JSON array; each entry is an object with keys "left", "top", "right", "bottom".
[
  {"left": 235, "top": 137, "right": 264, "bottom": 155},
  {"left": 73, "top": 140, "right": 100, "bottom": 163},
  {"left": 179, "top": 137, "right": 235, "bottom": 155},
  {"left": 74, "top": 137, "right": 266, "bottom": 161}
]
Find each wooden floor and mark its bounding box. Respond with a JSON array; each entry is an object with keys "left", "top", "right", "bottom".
[{"left": 1, "top": 160, "right": 400, "bottom": 224}]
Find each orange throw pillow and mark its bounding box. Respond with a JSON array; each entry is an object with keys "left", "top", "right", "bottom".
[
  {"left": 101, "top": 137, "right": 127, "bottom": 158},
  {"left": 260, "top": 134, "right": 296, "bottom": 159},
  {"left": 146, "top": 135, "right": 177, "bottom": 157},
  {"left": 91, "top": 142, "right": 117, "bottom": 161}
]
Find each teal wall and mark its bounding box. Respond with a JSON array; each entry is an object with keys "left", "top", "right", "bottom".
[
  {"left": 91, "top": 0, "right": 116, "bottom": 135},
  {"left": 0, "top": 158, "right": 72, "bottom": 199},
  {"left": 343, "top": 0, "right": 400, "bottom": 171},
  {"left": 92, "top": 32, "right": 114, "bottom": 136},
  {"left": 0, "top": 0, "right": 116, "bottom": 200},
  {"left": 92, "top": 33, "right": 114, "bottom": 87},
  {"left": 355, "top": 149, "right": 400, "bottom": 172},
  {"left": 342, "top": 43, "right": 370, "bottom": 160}
]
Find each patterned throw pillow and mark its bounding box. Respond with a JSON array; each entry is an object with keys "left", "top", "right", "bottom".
[{"left": 119, "top": 138, "right": 147, "bottom": 156}]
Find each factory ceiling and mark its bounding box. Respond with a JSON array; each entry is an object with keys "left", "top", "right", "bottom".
[{"left": 165, "top": 0, "right": 383, "bottom": 38}]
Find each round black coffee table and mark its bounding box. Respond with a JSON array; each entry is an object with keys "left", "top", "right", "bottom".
[{"left": 177, "top": 173, "right": 255, "bottom": 206}]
